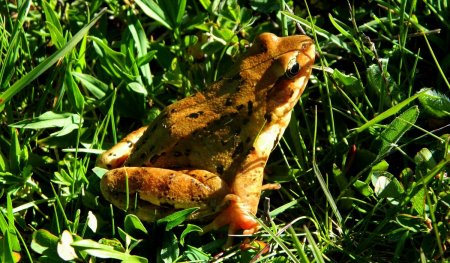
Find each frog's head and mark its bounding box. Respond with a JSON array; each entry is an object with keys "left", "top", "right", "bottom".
[{"left": 239, "top": 32, "right": 315, "bottom": 117}]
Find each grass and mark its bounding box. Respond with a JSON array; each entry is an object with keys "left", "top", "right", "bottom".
[{"left": 1, "top": 0, "right": 450, "bottom": 262}]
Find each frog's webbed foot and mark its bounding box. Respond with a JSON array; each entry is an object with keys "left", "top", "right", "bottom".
[{"left": 202, "top": 194, "right": 260, "bottom": 247}]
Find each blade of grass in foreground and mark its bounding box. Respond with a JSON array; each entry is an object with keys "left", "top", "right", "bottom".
[
  {"left": 355, "top": 89, "right": 428, "bottom": 133},
  {"left": 0, "top": 8, "right": 107, "bottom": 109}
]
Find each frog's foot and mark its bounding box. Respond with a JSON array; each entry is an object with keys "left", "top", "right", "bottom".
[{"left": 203, "top": 194, "right": 260, "bottom": 247}]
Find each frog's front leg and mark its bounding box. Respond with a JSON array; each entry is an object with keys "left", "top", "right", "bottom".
[
  {"left": 100, "top": 167, "right": 230, "bottom": 221},
  {"left": 97, "top": 126, "right": 148, "bottom": 169}
]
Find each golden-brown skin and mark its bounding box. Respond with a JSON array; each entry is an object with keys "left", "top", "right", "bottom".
[{"left": 98, "top": 33, "right": 315, "bottom": 241}]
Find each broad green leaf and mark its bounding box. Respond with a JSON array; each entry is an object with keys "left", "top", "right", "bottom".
[
  {"left": 42, "top": 0, "right": 63, "bottom": 35},
  {"left": 198, "top": 0, "right": 211, "bottom": 11},
  {"left": 124, "top": 215, "right": 148, "bottom": 235},
  {"left": 137, "top": 50, "right": 158, "bottom": 67},
  {"left": 249, "top": 0, "right": 280, "bottom": 13},
  {"left": 333, "top": 69, "right": 362, "bottom": 96},
  {"left": 127, "top": 82, "right": 148, "bottom": 96},
  {"left": 90, "top": 36, "right": 126, "bottom": 67},
  {"left": 31, "top": 230, "right": 58, "bottom": 254},
  {"left": 135, "top": 0, "right": 173, "bottom": 30},
  {"left": 72, "top": 72, "right": 108, "bottom": 99},
  {"left": 353, "top": 180, "right": 374, "bottom": 197},
  {"left": 10, "top": 111, "right": 82, "bottom": 130},
  {"left": 372, "top": 160, "right": 389, "bottom": 172},
  {"left": 180, "top": 224, "right": 202, "bottom": 246},
  {"left": 87, "top": 211, "right": 98, "bottom": 233},
  {"left": 366, "top": 61, "right": 396, "bottom": 105},
  {"left": 410, "top": 187, "right": 426, "bottom": 216},
  {"left": 0, "top": 151, "right": 8, "bottom": 172},
  {"left": 117, "top": 227, "right": 138, "bottom": 248},
  {"left": 43, "top": 0, "right": 66, "bottom": 50},
  {"left": 184, "top": 245, "right": 211, "bottom": 262},
  {"left": 157, "top": 207, "right": 198, "bottom": 231},
  {"left": 372, "top": 172, "right": 404, "bottom": 199},
  {"left": 6, "top": 194, "right": 20, "bottom": 252},
  {"left": 57, "top": 230, "right": 77, "bottom": 261},
  {"left": 414, "top": 148, "right": 437, "bottom": 171},
  {"left": 45, "top": 21, "right": 66, "bottom": 49},
  {"left": 71, "top": 239, "right": 148, "bottom": 262},
  {"left": 400, "top": 157, "right": 450, "bottom": 211},
  {"left": 175, "top": 0, "right": 187, "bottom": 25},
  {"left": 160, "top": 231, "right": 179, "bottom": 263},
  {"left": 418, "top": 89, "right": 450, "bottom": 118},
  {"left": 9, "top": 129, "right": 21, "bottom": 173},
  {"left": 65, "top": 64, "right": 85, "bottom": 112},
  {"left": 356, "top": 90, "right": 426, "bottom": 133},
  {"left": 378, "top": 106, "right": 420, "bottom": 158},
  {"left": 3, "top": 228, "right": 16, "bottom": 263},
  {"left": 0, "top": 8, "right": 107, "bottom": 108},
  {"left": 159, "top": 0, "right": 186, "bottom": 27},
  {"left": 128, "top": 12, "right": 153, "bottom": 86}
]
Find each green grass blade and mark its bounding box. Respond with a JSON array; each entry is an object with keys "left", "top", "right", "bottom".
[
  {"left": 304, "top": 226, "right": 325, "bottom": 263},
  {"left": 355, "top": 89, "right": 427, "bottom": 133},
  {"left": 313, "top": 162, "right": 343, "bottom": 226},
  {"left": 127, "top": 12, "right": 153, "bottom": 86},
  {"left": 0, "top": 8, "right": 107, "bottom": 109},
  {"left": 0, "top": 0, "right": 31, "bottom": 89}
]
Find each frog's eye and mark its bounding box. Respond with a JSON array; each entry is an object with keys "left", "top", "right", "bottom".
[{"left": 285, "top": 59, "right": 301, "bottom": 79}]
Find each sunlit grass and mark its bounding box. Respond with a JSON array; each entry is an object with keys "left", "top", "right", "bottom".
[{"left": 1, "top": 0, "right": 449, "bottom": 262}]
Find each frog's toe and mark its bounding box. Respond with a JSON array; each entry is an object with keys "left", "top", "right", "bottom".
[{"left": 202, "top": 194, "right": 260, "bottom": 246}]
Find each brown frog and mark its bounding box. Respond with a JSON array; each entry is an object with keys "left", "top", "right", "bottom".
[{"left": 98, "top": 33, "right": 315, "bottom": 241}]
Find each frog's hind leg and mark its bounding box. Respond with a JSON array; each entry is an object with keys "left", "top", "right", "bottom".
[
  {"left": 97, "top": 127, "right": 148, "bottom": 169},
  {"left": 100, "top": 167, "right": 230, "bottom": 219}
]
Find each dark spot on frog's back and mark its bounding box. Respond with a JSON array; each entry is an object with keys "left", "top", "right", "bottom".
[
  {"left": 216, "top": 164, "right": 224, "bottom": 175},
  {"left": 232, "top": 142, "right": 244, "bottom": 158},
  {"left": 150, "top": 153, "right": 161, "bottom": 163},
  {"left": 236, "top": 104, "right": 245, "bottom": 111},
  {"left": 187, "top": 111, "right": 204, "bottom": 119},
  {"left": 247, "top": 101, "right": 253, "bottom": 116},
  {"left": 225, "top": 97, "right": 233, "bottom": 106}
]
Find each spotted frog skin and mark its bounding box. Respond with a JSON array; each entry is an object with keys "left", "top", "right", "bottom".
[{"left": 98, "top": 33, "right": 315, "bottom": 240}]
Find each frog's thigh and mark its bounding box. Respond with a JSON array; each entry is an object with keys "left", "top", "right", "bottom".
[{"left": 100, "top": 167, "right": 230, "bottom": 209}]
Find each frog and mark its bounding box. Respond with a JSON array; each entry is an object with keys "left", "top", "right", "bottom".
[{"left": 97, "top": 32, "right": 315, "bottom": 242}]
